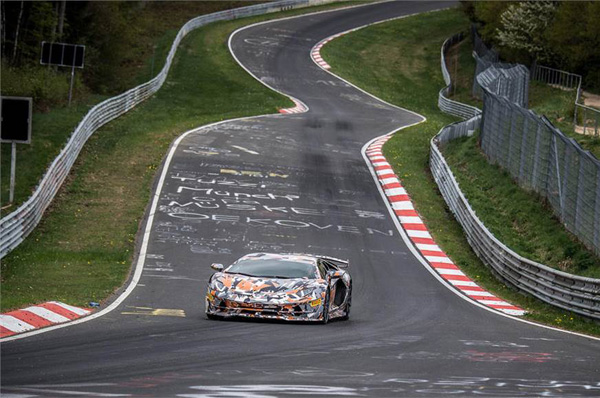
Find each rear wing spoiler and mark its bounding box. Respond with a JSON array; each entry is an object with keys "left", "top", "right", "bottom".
[{"left": 319, "top": 255, "right": 349, "bottom": 269}]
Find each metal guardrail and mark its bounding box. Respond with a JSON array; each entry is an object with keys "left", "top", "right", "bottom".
[
  {"left": 0, "top": 0, "right": 323, "bottom": 259},
  {"left": 438, "top": 33, "right": 481, "bottom": 120},
  {"left": 433, "top": 32, "right": 600, "bottom": 319},
  {"left": 431, "top": 125, "right": 600, "bottom": 320},
  {"left": 531, "top": 64, "right": 599, "bottom": 136}
]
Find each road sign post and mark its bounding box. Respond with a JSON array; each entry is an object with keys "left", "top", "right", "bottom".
[
  {"left": 40, "top": 42, "right": 85, "bottom": 106},
  {"left": 1, "top": 97, "right": 33, "bottom": 205}
]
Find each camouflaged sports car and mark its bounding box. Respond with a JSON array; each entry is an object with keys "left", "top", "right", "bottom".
[{"left": 205, "top": 253, "right": 352, "bottom": 323}]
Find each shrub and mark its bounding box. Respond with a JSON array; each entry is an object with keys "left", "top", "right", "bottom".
[{"left": 1, "top": 62, "right": 89, "bottom": 111}]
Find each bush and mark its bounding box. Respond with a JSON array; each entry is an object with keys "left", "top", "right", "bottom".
[{"left": 1, "top": 62, "right": 89, "bottom": 111}]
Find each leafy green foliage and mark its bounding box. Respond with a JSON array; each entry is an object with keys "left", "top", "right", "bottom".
[
  {"left": 545, "top": 1, "right": 600, "bottom": 90},
  {"left": 461, "top": 0, "right": 600, "bottom": 91},
  {"left": 496, "top": 1, "right": 557, "bottom": 64}
]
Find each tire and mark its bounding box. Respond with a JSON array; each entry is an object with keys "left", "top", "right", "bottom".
[
  {"left": 321, "top": 288, "right": 330, "bottom": 324},
  {"left": 206, "top": 313, "right": 221, "bottom": 320},
  {"left": 340, "top": 285, "right": 352, "bottom": 321}
]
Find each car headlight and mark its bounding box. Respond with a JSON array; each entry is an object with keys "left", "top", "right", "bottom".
[
  {"left": 309, "top": 298, "right": 322, "bottom": 307},
  {"left": 206, "top": 291, "right": 215, "bottom": 302}
]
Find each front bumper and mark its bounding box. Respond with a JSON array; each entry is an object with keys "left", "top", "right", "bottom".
[{"left": 206, "top": 297, "right": 325, "bottom": 322}]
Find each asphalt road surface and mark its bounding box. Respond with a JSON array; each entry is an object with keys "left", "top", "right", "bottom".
[{"left": 2, "top": 2, "right": 599, "bottom": 397}]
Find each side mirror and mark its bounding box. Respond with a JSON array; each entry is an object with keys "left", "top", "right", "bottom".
[
  {"left": 211, "top": 263, "right": 224, "bottom": 272},
  {"left": 327, "top": 270, "right": 344, "bottom": 279}
]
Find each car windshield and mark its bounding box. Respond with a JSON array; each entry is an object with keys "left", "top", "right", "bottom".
[{"left": 226, "top": 258, "right": 318, "bottom": 279}]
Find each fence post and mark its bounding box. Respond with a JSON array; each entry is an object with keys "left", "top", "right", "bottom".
[
  {"left": 519, "top": 114, "right": 529, "bottom": 183},
  {"left": 550, "top": 133, "right": 563, "bottom": 215},
  {"left": 595, "top": 170, "right": 600, "bottom": 257},
  {"left": 531, "top": 121, "right": 542, "bottom": 190}
]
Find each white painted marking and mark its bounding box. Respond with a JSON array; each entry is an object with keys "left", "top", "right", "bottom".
[
  {"left": 436, "top": 268, "right": 464, "bottom": 276},
  {"left": 376, "top": 170, "right": 395, "bottom": 177},
  {"left": 399, "top": 216, "right": 423, "bottom": 224},
  {"left": 385, "top": 187, "right": 406, "bottom": 196},
  {"left": 4, "top": 387, "right": 130, "bottom": 397},
  {"left": 448, "top": 280, "right": 478, "bottom": 287},
  {"left": 479, "top": 300, "right": 513, "bottom": 306},
  {"left": 461, "top": 290, "right": 495, "bottom": 297},
  {"left": 415, "top": 243, "right": 441, "bottom": 252},
  {"left": 231, "top": 145, "right": 259, "bottom": 155},
  {"left": 23, "top": 307, "right": 70, "bottom": 323},
  {"left": 406, "top": 229, "right": 432, "bottom": 239},
  {"left": 391, "top": 201, "right": 414, "bottom": 210},
  {"left": 503, "top": 309, "right": 527, "bottom": 316},
  {"left": 0, "top": 315, "right": 35, "bottom": 333},
  {"left": 425, "top": 255, "right": 453, "bottom": 264},
  {"left": 379, "top": 177, "right": 399, "bottom": 185},
  {"left": 49, "top": 301, "right": 90, "bottom": 315}
]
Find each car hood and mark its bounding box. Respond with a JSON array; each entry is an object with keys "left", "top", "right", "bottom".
[{"left": 209, "top": 273, "right": 326, "bottom": 304}]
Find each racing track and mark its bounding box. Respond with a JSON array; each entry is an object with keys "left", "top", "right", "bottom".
[{"left": 2, "top": 2, "right": 600, "bottom": 397}]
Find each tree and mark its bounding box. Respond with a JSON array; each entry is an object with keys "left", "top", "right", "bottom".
[
  {"left": 496, "top": 1, "right": 557, "bottom": 64},
  {"left": 546, "top": 1, "right": 600, "bottom": 90}
]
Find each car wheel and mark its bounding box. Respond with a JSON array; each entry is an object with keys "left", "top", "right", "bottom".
[
  {"left": 340, "top": 288, "right": 352, "bottom": 321},
  {"left": 321, "top": 288, "right": 330, "bottom": 324},
  {"left": 206, "top": 313, "right": 221, "bottom": 320}
]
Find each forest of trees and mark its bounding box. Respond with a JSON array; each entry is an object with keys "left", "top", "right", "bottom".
[
  {"left": 3, "top": 1, "right": 598, "bottom": 104},
  {"left": 1, "top": 1, "right": 250, "bottom": 109},
  {"left": 1, "top": 1, "right": 147, "bottom": 94},
  {"left": 460, "top": 1, "right": 600, "bottom": 91}
]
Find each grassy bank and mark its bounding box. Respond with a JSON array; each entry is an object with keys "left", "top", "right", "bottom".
[
  {"left": 0, "top": 2, "right": 356, "bottom": 311},
  {"left": 443, "top": 132, "right": 600, "bottom": 278},
  {"left": 321, "top": 8, "right": 600, "bottom": 335}
]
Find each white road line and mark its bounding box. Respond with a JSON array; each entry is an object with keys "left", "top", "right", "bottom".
[{"left": 231, "top": 145, "right": 259, "bottom": 155}]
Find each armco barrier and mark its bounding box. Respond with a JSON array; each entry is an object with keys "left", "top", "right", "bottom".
[
  {"left": 432, "top": 33, "right": 600, "bottom": 319},
  {"left": 438, "top": 33, "right": 481, "bottom": 120},
  {"left": 0, "top": 0, "right": 332, "bottom": 259}
]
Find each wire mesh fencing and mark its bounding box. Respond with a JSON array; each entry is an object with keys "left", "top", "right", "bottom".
[
  {"left": 433, "top": 29, "right": 600, "bottom": 318},
  {"left": 478, "top": 66, "right": 600, "bottom": 258}
]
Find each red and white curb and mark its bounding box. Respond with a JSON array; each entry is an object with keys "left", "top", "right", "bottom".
[
  {"left": 311, "top": 30, "right": 356, "bottom": 70},
  {"left": 0, "top": 302, "right": 91, "bottom": 338},
  {"left": 279, "top": 97, "right": 308, "bottom": 114},
  {"left": 366, "top": 136, "right": 526, "bottom": 317}
]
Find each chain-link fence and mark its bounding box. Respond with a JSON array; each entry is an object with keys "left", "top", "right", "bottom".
[
  {"left": 432, "top": 30, "right": 600, "bottom": 318},
  {"left": 476, "top": 56, "right": 600, "bottom": 259},
  {"left": 0, "top": 0, "right": 325, "bottom": 259}
]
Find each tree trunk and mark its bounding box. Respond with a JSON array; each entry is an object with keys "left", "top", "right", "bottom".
[
  {"left": 57, "top": 0, "right": 66, "bottom": 40},
  {"left": 1, "top": 1, "right": 6, "bottom": 58},
  {"left": 12, "top": 0, "right": 24, "bottom": 62}
]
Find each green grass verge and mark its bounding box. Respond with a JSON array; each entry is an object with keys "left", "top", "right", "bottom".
[
  {"left": 321, "top": 8, "right": 600, "bottom": 336},
  {"left": 443, "top": 132, "right": 600, "bottom": 278},
  {"left": 0, "top": 1, "right": 358, "bottom": 311}
]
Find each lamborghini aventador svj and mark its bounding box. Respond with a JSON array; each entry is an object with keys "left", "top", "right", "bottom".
[{"left": 205, "top": 252, "right": 352, "bottom": 323}]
